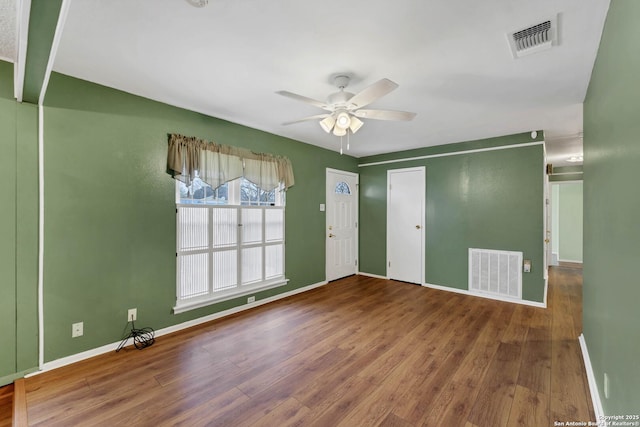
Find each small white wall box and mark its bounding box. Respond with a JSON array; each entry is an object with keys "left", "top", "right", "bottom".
[{"left": 523, "top": 259, "right": 532, "bottom": 273}]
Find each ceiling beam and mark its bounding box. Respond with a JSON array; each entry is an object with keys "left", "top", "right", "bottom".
[{"left": 20, "top": 0, "right": 64, "bottom": 104}]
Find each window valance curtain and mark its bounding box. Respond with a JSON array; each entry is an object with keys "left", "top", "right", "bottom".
[{"left": 166, "top": 133, "right": 294, "bottom": 191}]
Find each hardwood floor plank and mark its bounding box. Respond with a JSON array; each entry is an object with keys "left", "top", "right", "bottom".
[
  {"left": 467, "top": 341, "right": 522, "bottom": 427},
  {"left": 160, "top": 387, "right": 250, "bottom": 427},
  {"left": 300, "top": 376, "right": 375, "bottom": 427},
  {"left": 550, "top": 339, "right": 594, "bottom": 422},
  {"left": 12, "top": 378, "right": 27, "bottom": 427},
  {"left": 377, "top": 412, "right": 414, "bottom": 427},
  {"left": 237, "top": 346, "right": 350, "bottom": 398},
  {"left": 420, "top": 303, "right": 509, "bottom": 426},
  {"left": 237, "top": 397, "right": 310, "bottom": 427},
  {"left": 506, "top": 385, "right": 550, "bottom": 427},
  {"left": 517, "top": 326, "right": 552, "bottom": 393},
  {"left": 0, "top": 384, "right": 13, "bottom": 427},
  {"left": 395, "top": 306, "right": 494, "bottom": 424},
  {"left": 334, "top": 382, "right": 402, "bottom": 427}
]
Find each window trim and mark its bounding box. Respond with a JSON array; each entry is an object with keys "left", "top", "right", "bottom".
[{"left": 173, "top": 276, "right": 289, "bottom": 314}]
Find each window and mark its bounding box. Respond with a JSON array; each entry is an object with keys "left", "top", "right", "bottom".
[
  {"left": 174, "top": 176, "right": 286, "bottom": 313},
  {"left": 335, "top": 181, "right": 351, "bottom": 195}
]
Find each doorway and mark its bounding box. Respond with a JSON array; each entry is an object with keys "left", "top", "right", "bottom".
[
  {"left": 550, "top": 181, "right": 584, "bottom": 265},
  {"left": 387, "top": 167, "right": 425, "bottom": 284},
  {"left": 325, "top": 169, "right": 359, "bottom": 282}
]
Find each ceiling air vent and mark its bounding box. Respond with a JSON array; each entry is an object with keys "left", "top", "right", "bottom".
[{"left": 507, "top": 17, "right": 558, "bottom": 58}]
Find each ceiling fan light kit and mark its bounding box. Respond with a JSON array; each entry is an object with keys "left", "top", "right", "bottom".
[
  {"left": 349, "top": 116, "right": 364, "bottom": 134},
  {"left": 278, "top": 74, "right": 416, "bottom": 152},
  {"left": 320, "top": 116, "right": 336, "bottom": 133}
]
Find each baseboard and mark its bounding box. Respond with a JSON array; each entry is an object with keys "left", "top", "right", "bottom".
[
  {"left": 29, "top": 280, "right": 329, "bottom": 375},
  {"left": 578, "top": 334, "right": 605, "bottom": 420},
  {"left": 357, "top": 271, "right": 388, "bottom": 280},
  {"left": 559, "top": 259, "right": 583, "bottom": 264},
  {"left": 422, "top": 282, "right": 547, "bottom": 308}
]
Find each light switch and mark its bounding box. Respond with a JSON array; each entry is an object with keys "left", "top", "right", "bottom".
[
  {"left": 320, "top": 204, "right": 325, "bottom": 211},
  {"left": 523, "top": 259, "right": 531, "bottom": 273}
]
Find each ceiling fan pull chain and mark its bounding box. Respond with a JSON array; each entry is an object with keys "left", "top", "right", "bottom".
[
  {"left": 340, "top": 136, "right": 343, "bottom": 155},
  {"left": 347, "top": 129, "right": 350, "bottom": 151}
]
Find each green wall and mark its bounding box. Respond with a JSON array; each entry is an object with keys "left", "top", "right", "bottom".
[
  {"left": 583, "top": 0, "right": 640, "bottom": 415},
  {"left": 358, "top": 133, "right": 546, "bottom": 303},
  {"left": 558, "top": 182, "right": 583, "bottom": 263},
  {"left": 0, "top": 61, "right": 39, "bottom": 385},
  {"left": 41, "top": 73, "right": 357, "bottom": 362}
]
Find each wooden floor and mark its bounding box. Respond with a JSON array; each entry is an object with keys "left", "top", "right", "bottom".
[
  {"left": 24, "top": 266, "right": 594, "bottom": 426},
  {"left": 0, "top": 383, "right": 13, "bottom": 427}
]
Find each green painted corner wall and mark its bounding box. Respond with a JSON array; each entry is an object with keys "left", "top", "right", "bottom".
[
  {"left": 358, "top": 135, "right": 545, "bottom": 303},
  {"left": 583, "top": 0, "right": 640, "bottom": 415},
  {"left": 41, "top": 73, "right": 357, "bottom": 362},
  {"left": 558, "top": 182, "right": 583, "bottom": 263},
  {"left": 0, "top": 61, "right": 40, "bottom": 385},
  {"left": 0, "top": 61, "right": 18, "bottom": 382}
]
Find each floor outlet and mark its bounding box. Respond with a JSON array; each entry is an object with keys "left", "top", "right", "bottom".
[
  {"left": 128, "top": 308, "right": 137, "bottom": 322},
  {"left": 72, "top": 322, "right": 83, "bottom": 338},
  {"left": 247, "top": 296, "right": 255, "bottom": 303}
]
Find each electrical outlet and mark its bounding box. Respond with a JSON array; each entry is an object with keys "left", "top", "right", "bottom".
[
  {"left": 247, "top": 296, "right": 256, "bottom": 304},
  {"left": 72, "top": 322, "right": 83, "bottom": 338},
  {"left": 128, "top": 308, "right": 137, "bottom": 322}
]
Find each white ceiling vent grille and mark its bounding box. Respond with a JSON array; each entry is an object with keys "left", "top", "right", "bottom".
[{"left": 507, "top": 17, "right": 558, "bottom": 59}]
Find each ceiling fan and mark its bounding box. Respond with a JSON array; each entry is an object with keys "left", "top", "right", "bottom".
[{"left": 277, "top": 75, "right": 416, "bottom": 137}]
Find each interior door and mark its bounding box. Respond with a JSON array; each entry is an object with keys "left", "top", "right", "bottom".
[
  {"left": 326, "top": 169, "right": 358, "bottom": 282},
  {"left": 387, "top": 167, "right": 425, "bottom": 284}
]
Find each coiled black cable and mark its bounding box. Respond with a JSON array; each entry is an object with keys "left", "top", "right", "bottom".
[{"left": 116, "top": 319, "right": 155, "bottom": 352}]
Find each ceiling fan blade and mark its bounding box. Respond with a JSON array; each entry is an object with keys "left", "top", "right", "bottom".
[
  {"left": 282, "top": 114, "right": 330, "bottom": 126},
  {"left": 353, "top": 109, "right": 416, "bottom": 121},
  {"left": 346, "top": 78, "right": 399, "bottom": 109},
  {"left": 276, "top": 91, "right": 331, "bottom": 110}
]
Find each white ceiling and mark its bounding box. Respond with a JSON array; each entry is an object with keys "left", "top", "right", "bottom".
[
  {"left": 0, "top": 0, "right": 16, "bottom": 62},
  {"left": 11, "top": 0, "right": 612, "bottom": 163}
]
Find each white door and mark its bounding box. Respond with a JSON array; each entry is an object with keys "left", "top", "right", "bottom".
[
  {"left": 387, "top": 167, "right": 425, "bottom": 284},
  {"left": 326, "top": 169, "right": 358, "bottom": 282}
]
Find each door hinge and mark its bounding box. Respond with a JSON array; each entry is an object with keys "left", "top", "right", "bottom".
[
  {"left": 389, "top": 184, "right": 392, "bottom": 190},
  {"left": 355, "top": 259, "right": 358, "bottom": 266},
  {"left": 355, "top": 221, "right": 358, "bottom": 228},
  {"left": 388, "top": 261, "right": 391, "bottom": 267}
]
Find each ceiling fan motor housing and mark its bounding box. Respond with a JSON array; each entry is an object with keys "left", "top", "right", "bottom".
[{"left": 327, "top": 91, "right": 355, "bottom": 106}]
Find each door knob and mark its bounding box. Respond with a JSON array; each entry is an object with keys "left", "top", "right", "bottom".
[
  {"left": 415, "top": 225, "right": 421, "bottom": 229},
  {"left": 329, "top": 233, "right": 335, "bottom": 238}
]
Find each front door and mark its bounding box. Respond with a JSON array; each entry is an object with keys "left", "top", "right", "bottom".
[
  {"left": 387, "top": 167, "right": 425, "bottom": 284},
  {"left": 326, "top": 169, "right": 358, "bottom": 282}
]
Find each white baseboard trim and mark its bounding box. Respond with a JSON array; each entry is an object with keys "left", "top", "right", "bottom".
[
  {"left": 28, "top": 280, "right": 329, "bottom": 376},
  {"left": 422, "top": 282, "right": 547, "bottom": 308},
  {"left": 559, "top": 259, "right": 583, "bottom": 264},
  {"left": 357, "top": 272, "right": 388, "bottom": 280},
  {"left": 578, "top": 333, "right": 604, "bottom": 420}
]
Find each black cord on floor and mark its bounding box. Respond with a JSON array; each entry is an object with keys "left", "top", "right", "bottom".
[{"left": 116, "top": 318, "right": 155, "bottom": 352}]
